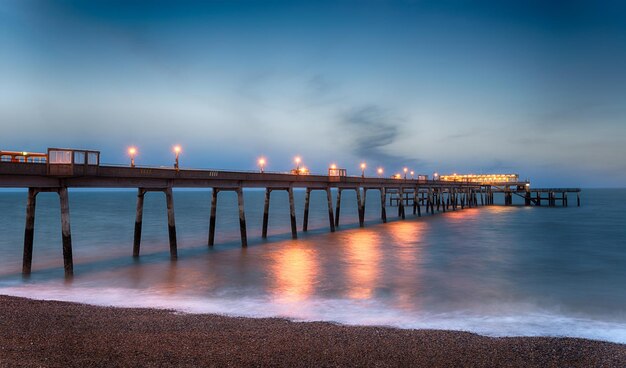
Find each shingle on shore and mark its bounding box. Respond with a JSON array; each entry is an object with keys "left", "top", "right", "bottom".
[{"left": 0, "top": 295, "right": 624, "bottom": 367}]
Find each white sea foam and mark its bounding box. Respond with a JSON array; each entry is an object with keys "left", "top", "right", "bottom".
[{"left": 2, "top": 284, "right": 625, "bottom": 344}]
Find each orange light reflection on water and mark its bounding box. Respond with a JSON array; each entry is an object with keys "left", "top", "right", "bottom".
[
  {"left": 387, "top": 220, "right": 427, "bottom": 311},
  {"left": 269, "top": 245, "right": 319, "bottom": 302},
  {"left": 344, "top": 229, "right": 382, "bottom": 299}
]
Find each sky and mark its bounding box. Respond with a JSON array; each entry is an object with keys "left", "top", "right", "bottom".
[{"left": 1, "top": 0, "right": 626, "bottom": 187}]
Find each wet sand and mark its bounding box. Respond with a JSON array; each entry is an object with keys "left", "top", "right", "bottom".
[{"left": 0, "top": 295, "right": 624, "bottom": 367}]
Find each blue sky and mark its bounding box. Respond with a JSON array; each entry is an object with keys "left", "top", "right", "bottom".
[{"left": 1, "top": 0, "right": 626, "bottom": 187}]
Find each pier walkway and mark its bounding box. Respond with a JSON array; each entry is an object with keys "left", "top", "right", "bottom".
[{"left": 0, "top": 153, "right": 580, "bottom": 277}]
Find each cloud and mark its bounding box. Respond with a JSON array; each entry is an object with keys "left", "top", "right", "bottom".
[{"left": 341, "top": 105, "right": 422, "bottom": 168}]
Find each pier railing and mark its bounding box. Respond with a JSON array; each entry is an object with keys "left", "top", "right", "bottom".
[{"left": 0, "top": 161, "right": 581, "bottom": 278}]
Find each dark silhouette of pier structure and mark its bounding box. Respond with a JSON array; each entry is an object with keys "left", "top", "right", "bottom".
[{"left": 0, "top": 148, "right": 581, "bottom": 277}]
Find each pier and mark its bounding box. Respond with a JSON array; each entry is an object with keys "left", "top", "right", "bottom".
[{"left": 0, "top": 148, "right": 581, "bottom": 277}]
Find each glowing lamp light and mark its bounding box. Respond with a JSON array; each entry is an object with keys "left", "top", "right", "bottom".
[
  {"left": 173, "top": 145, "right": 181, "bottom": 170},
  {"left": 294, "top": 156, "right": 301, "bottom": 170},
  {"left": 377, "top": 167, "right": 383, "bottom": 177},
  {"left": 128, "top": 147, "right": 137, "bottom": 167},
  {"left": 360, "top": 162, "right": 366, "bottom": 178},
  {"left": 330, "top": 164, "right": 337, "bottom": 170},
  {"left": 258, "top": 157, "right": 266, "bottom": 173}
]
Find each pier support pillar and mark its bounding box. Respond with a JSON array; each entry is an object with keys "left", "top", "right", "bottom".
[
  {"left": 357, "top": 188, "right": 364, "bottom": 227},
  {"left": 303, "top": 188, "right": 311, "bottom": 231},
  {"left": 165, "top": 187, "right": 178, "bottom": 259},
  {"left": 59, "top": 187, "right": 74, "bottom": 277},
  {"left": 208, "top": 188, "right": 218, "bottom": 245},
  {"left": 22, "top": 188, "right": 37, "bottom": 275},
  {"left": 399, "top": 187, "right": 405, "bottom": 219},
  {"left": 412, "top": 188, "right": 417, "bottom": 215},
  {"left": 335, "top": 189, "right": 342, "bottom": 227},
  {"left": 380, "top": 187, "right": 387, "bottom": 223},
  {"left": 288, "top": 187, "right": 297, "bottom": 239},
  {"left": 262, "top": 188, "right": 271, "bottom": 238},
  {"left": 440, "top": 189, "right": 446, "bottom": 213},
  {"left": 237, "top": 187, "right": 248, "bottom": 246},
  {"left": 577, "top": 193, "right": 580, "bottom": 207},
  {"left": 436, "top": 189, "right": 441, "bottom": 211},
  {"left": 461, "top": 189, "right": 467, "bottom": 210},
  {"left": 326, "top": 188, "right": 336, "bottom": 232},
  {"left": 428, "top": 188, "right": 435, "bottom": 215},
  {"left": 22, "top": 187, "right": 74, "bottom": 277},
  {"left": 133, "top": 188, "right": 145, "bottom": 257}
]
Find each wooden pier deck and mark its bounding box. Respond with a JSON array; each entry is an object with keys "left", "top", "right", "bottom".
[{"left": 0, "top": 160, "right": 581, "bottom": 277}]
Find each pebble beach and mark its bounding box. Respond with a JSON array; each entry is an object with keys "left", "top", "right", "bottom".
[{"left": 1, "top": 295, "right": 625, "bottom": 367}]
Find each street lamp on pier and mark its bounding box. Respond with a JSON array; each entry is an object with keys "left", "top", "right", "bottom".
[
  {"left": 174, "top": 145, "right": 181, "bottom": 170},
  {"left": 128, "top": 147, "right": 136, "bottom": 168}
]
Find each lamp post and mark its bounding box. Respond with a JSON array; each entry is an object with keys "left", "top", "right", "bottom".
[
  {"left": 377, "top": 167, "right": 383, "bottom": 177},
  {"left": 174, "top": 145, "right": 181, "bottom": 170},
  {"left": 128, "top": 147, "right": 136, "bottom": 168},
  {"left": 360, "top": 162, "right": 366, "bottom": 178},
  {"left": 410, "top": 170, "right": 414, "bottom": 180},
  {"left": 295, "top": 156, "right": 301, "bottom": 171},
  {"left": 403, "top": 167, "right": 408, "bottom": 179},
  {"left": 258, "top": 157, "right": 266, "bottom": 173}
]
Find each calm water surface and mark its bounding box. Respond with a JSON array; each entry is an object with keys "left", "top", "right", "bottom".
[{"left": 0, "top": 188, "right": 625, "bottom": 343}]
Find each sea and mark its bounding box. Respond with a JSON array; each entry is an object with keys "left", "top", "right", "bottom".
[{"left": 0, "top": 188, "right": 625, "bottom": 343}]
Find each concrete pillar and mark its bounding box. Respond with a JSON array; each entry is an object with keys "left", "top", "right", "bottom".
[
  {"left": 399, "top": 187, "right": 405, "bottom": 219},
  {"left": 165, "top": 187, "right": 177, "bottom": 259},
  {"left": 335, "top": 189, "right": 342, "bottom": 227},
  {"left": 356, "top": 188, "right": 364, "bottom": 227},
  {"left": 208, "top": 188, "right": 218, "bottom": 246},
  {"left": 380, "top": 187, "right": 387, "bottom": 223},
  {"left": 22, "top": 188, "right": 38, "bottom": 275},
  {"left": 133, "top": 188, "right": 145, "bottom": 257},
  {"left": 461, "top": 189, "right": 466, "bottom": 209},
  {"left": 303, "top": 188, "right": 311, "bottom": 231},
  {"left": 362, "top": 189, "right": 367, "bottom": 225},
  {"left": 58, "top": 187, "right": 73, "bottom": 277},
  {"left": 412, "top": 188, "right": 417, "bottom": 215},
  {"left": 428, "top": 188, "right": 435, "bottom": 215},
  {"left": 288, "top": 187, "right": 297, "bottom": 239},
  {"left": 436, "top": 189, "right": 441, "bottom": 211},
  {"left": 237, "top": 187, "right": 248, "bottom": 246},
  {"left": 439, "top": 188, "right": 446, "bottom": 213},
  {"left": 577, "top": 193, "right": 580, "bottom": 207},
  {"left": 262, "top": 188, "right": 271, "bottom": 238},
  {"left": 326, "top": 188, "right": 336, "bottom": 232}
]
